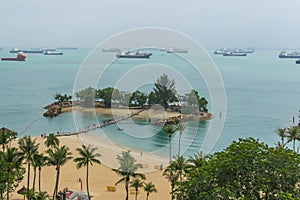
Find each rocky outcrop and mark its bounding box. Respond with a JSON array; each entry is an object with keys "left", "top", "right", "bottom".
[{"left": 43, "top": 102, "right": 72, "bottom": 117}]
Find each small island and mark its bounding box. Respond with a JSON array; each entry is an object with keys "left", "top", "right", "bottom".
[{"left": 44, "top": 74, "right": 212, "bottom": 126}]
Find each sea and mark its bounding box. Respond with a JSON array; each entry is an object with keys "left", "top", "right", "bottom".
[{"left": 0, "top": 48, "right": 299, "bottom": 158}]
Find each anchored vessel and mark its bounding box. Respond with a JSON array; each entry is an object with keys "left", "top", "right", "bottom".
[
  {"left": 1, "top": 52, "right": 26, "bottom": 61},
  {"left": 279, "top": 51, "right": 300, "bottom": 58},
  {"left": 44, "top": 51, "right": 63, "bottom": 55},
  {"left": 116, "top": 51, "right": 152, "bottom": 58},
  {"left": 167, "top": 48, "right": 188, "bottom": 53},
  {"left": 223, "top": 51, "right": 247, "bottom": 56},
  {"left": 10, "top": 48, "right": 43, "bottom": 53}
]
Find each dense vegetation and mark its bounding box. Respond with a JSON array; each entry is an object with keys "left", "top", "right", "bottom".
[
  {"left": 164, "top": 138, "right": 300, "bottom": 200},
  {"left": 74, "top": 73, "right": 208, "bottom": 112}
]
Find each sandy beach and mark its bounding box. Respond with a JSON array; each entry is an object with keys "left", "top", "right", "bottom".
[
  {"left": 63, "top": 106, "right": 182, "bottom": 119},
  {"left": 10, "top": 133, "right": 171, "bottom": 200}
]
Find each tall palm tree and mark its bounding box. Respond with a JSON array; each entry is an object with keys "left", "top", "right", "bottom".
[
  {"left": 287, "top": 126, "right": 300, "bottom": 151},
  {"left": 168, "top": 156, "right": 189, "bottom": 181},
  {"left": 32, "top": 153, "right": 46, "bottom": 192},
  {"left": 130, "top": 178, "right": 144, "bottom": 200},
  {"left": 164, "top": 125, "right": 177, "bottom": 162},
  {"left": 2, "top": 147, "right": 22, "bottom": 200},
  {"left": 112, "top": 151, "right": 145, "bottom": 200},
  {"left": 18, "top": 136, "right": 39, "bottom": 200},
  {"left": 143, "top": 182, "right": 157, "bottom": 200},
  {"left": 163, "top": 168, "right": 179, "bottom": 200},
  {"left": 176, "top": 122, "right": 185, "bottom": 156},
  {"left": 153, "top": 73, "right": 177, "bottom": 110},
  {"left": 46, "top": 145, "right": 72, "bottom": 200},
  {"left": 36, "top": 154, "right": 47, "bottom": 192},
  {"left": 275, "top": 127, "right": 287, "bottom": 147},
  {"left": 73, "top": 145, "right": 101, "bottom": 200},
  {"left": 44, "top": 134, "right": 60, "bottom": 149}
]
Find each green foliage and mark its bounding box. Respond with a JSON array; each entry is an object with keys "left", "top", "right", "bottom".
[
  {"left": 183, "top": 89, "right": 208, "bottom": 113},
  {"left": 18, "top": 135, "right": 39, "bottom": 200},
  {"left": 46, "top": 145, "right": 72, "bottom": 199},
  {"left": 129, "top": 91, "right": 147, "bottom": 107},
  {"left": 112, "top": 151, "right": 145, "bottom": 200},
  {"left": 97, "top": 87, "right": 114, "bottom": 108},
  {"left": 44, "top": 133, "right": 60, "bottom": 149},
  {"left": 76, "top": 87, "right": 97, "bottom": 107},
  {"left": 54, "top": 93, "right": 72, "bottom": 103},
  {"left": 153, "top": 73, "right": 178, "bottom": 110},
  {"left": 0, "top": 147, "right": 25, "bottom": 200},
  {"left": 174, "top": 138, "right": 300, "bottom": 200},
  {"left": 143, "top": 182, "right": 157, "bottom": 200},
  {"left": 74, "top": 145, "right": 101, "bottom": 200}
]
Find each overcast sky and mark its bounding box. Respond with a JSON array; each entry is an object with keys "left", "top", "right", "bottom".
[{"left": 1, "top": 0, "right": 300, "bottom": 49}]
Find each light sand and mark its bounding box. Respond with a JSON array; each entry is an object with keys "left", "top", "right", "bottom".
[
  {"left": 10, "top": 134, "right": 171, "bottom": 200},
  {"left": 63, "top": 106, "right": 182, "bottom": 119}
]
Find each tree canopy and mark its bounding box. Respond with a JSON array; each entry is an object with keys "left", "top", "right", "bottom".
[{"left": 174, "top": 138, "right": 300, "bottom": 200}]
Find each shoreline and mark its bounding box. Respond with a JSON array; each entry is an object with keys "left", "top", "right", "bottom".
[{"left": 10, "top": 133, "right": 170, "bottom": 200}]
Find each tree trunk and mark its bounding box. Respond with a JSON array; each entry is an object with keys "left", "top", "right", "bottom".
[
  {"left": 27, "top": 161, "right": 31, "bottom": 200},
  {"left": 135, "top": 188, "right": 138, "bottom": 200},
  {"left": 125, "top": 178, "right": 129, "bottom": 200},
  {"left": 146, "top": 192, "right": 149, "bottom": 200},
  {"left": 293, "top": 139, "right": 296, "bottom": 151},
  {"left": 281, "top": 136, "right": 284, "bottom": 147},
  {"left": 53, "top": 167, "right": 60, "bottom": 200},
  {"left": 7, "top": 170, "right": 10, "bottom": 200},
  {"left": 171, "top": 184, "right": 174, "bottom": 200},
  {"left": 33, "top": 168, "right": 36, "bottom": 192},
  {"left": 86, "top": 164, "right": 90, "bottom": 200},
  {"left": 38, "top": 167, "right": 41, "bottom": 192},
  {"left": 169, "top": 134, "right": 172, "bottom": 162},
  {"left": 178, "top": 132, "right": 182, "bottom": 156}
]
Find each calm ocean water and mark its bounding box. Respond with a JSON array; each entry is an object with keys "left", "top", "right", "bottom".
[{"left": 0, "top": 48, "right": 299, "bottom": 157}]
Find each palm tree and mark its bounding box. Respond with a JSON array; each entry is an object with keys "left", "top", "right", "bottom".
[
  {"left": 32, "top": 153, "right": 46, "bottom": 192},
  {"left": 2, "top": 147, "right": 22, "bottom": 200},
  {"left": 176, "top": 122, "right": 185, "bottom": 156},
  {"left": 46, "top": 145, "right": 72, "bottom": 200},
  {"left": 287, "top": 126, "right": 300, "bottom": 151},
  {"left": 163, "top": 168, "right": 179, "bottom": 200},
  {"left": 188, "top": 152, "right": 206, "bottom": 168},
  {"left": 18, "top": 136, "right": 39, "bottom": 200},
  {"left": 168, "top": 156, "right": 189, "bottom": 181},
  {"left": 0, "top": 128, "right": 17, "bottom": 152},
  {"left": 164, "top": 125, "right": 177, "bottom": 162},
  {"left": 44, "top": 134, "right": 60, "bottom": 149},
  {"left": 143, "top": 182, "right": 157, "bottom": 200},
  {"left": 130, "top": 178, "right": 144, "bottom": 200},
  {"left": 36, "top": 154, "right": 47, "bottom": 192},
  {"left": 275, "top": 127, "right": 287, "bottom": 147},
  {"left": 73, "top": 145, "right": 101, "bottom": 200},
  {"left": 112, "top": 151, "right": 145, "bottom": 200},
  {"left": 153, "top": 73, "right": 177, "bottom": 110}
]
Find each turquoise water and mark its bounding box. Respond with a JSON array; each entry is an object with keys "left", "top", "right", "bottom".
[{"left": 0, "top": 48, "right": 299, "bottom": 157}]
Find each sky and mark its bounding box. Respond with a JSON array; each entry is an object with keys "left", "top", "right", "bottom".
[{"left": 1, "top": 0, "right": 300, "bottom": 49}]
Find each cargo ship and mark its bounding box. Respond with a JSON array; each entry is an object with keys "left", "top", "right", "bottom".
[
  {"left": 167, "top": 48, "right": 188, "bottom": 53},
  {"left": 102, "top": 48, "right": 120, "bottom": 52},
  {"left": 44, "top": 51, "right": 63, "bottom": 55},
  {"left": 1, "top": 52, "right": 26, "bottom": 61},
  {"left": 10, "top": 48, "right": 43, "bottom": 53},
  {"left": 116, "top": 51, "right": 152, "bottom": 58},
  {"left": 279, "top": 51, "right": 300, "bottom": 58},
  {"left": 223, "top": 51, "right": 247, "bottom": 56},
  {"left": 296, "top": 59, "right": 300, "bottom": 64}
]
